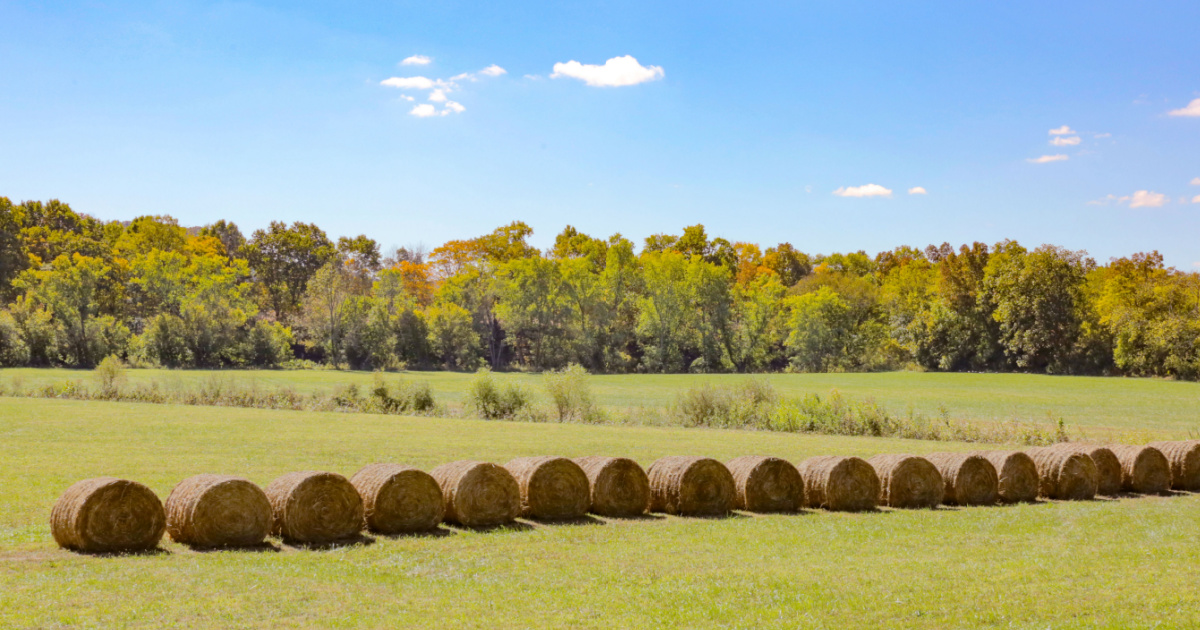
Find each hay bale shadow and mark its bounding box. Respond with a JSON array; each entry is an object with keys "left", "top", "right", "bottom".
[
  {"left": 286, "top": 533, "right": 375, "bottom": 551},
  {"left": 72, "top": 547, "right": 170, "bottom": 558},
  {"left": 737, "top": 509, "right": 814, "bottom": 517},
  {"left": 189, "top": 542, "right": 281, "bottom": 553},
  {"left": 526, "top": 515, "right": 606, "bottom": 527},
  {"left": 448, "top": 521, "right": 538, "bottom": 534},
  {"left": 599, "top": 513, "right": 666, "bottom": 522},
  {"left": 376, "top": 526, "right": 457, "bottom": 540},
  {"left": 661, "top": 511, "right": 751, "bottom": 521}
]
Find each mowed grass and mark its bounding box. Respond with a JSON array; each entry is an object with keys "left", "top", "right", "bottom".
[
  {"left": 4, "top": 367, "right": 1200, "bottom": 437},
  {"left": 1, "top": 397, "right": 1199, "bottom": 628}
]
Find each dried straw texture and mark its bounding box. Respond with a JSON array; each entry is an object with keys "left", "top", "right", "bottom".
[
  {"left": 51, "top": 477, "right": 165, "bottom": 552},
  {"left": 350, "top": 464, "right": 444, "bottom": 534},
  {"left": 925, "top": 453, "right": 998, "bottom": 506},
  {"left": 165, "top": 475, "right": 271, "bottom": 548},
  {"left": 1053, "top": 445, "right": 1122, "bottom": 495},
  {"left": 1109, "top": 445, "right": 1171, "bottom": 494},
  {"left": 724, "top": 456, "right": 804, "bottom": 512},
  {"left": 264, "top": 471, "right": 364, "bottom": 544},
  {"left": 430, "top": 461, "right": 521, "bottom": 527},
  {"left": 504, "top": 457, "right": 590, "bottom": 520},
  {"left": 976, "top": 451, "right": 1039, "bottom": 503},
  {"left": 573, "top": 456, "right": 650, "bottom": 517},
  {"left": 798, "top": 456, "right": 879, "bottom": 512},
  {"left": 866, "top": 454, "right": 942, "bottom": 509},
  {"left": 647, "top": 456, "right": 737, "bottom": 516},
  {"left": 1025, "top": 447, "right": 1098, "bottom": 500},
  {"left": 1148, "top": 441, "right": 1200, "bottom": 490}
]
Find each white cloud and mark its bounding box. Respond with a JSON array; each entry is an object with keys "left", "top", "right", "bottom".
[
  {"left": 1191, "top": 177, "right": 1200, "bottom": 186},
  {"left": 833, "top": 184, "right": 893, "bottom": 198},
  {"left": 410, "top": 104, "right": 439, "bottom": 118},
  {"left": 401, "top": 55, "right": 432, "bottom": 66},
  {"left": 1050, "top": 136, "right": 1081, "bottom": 146},
  {"left": 1027, "top": 154, "right": 1069, "bottom": 164},
  {"left": 445, "top": 101, "right": 465, "bottom": 114},
  {"left": 907, "top": 186, "right": 927, "bottom": 195},
  {"left": 1128, "top": 190, "right": 1168, "bottom": 208},
  {"left": 551, "top": 55, "right": 664, "bottom": 87},
  {"left": 1048, "top": 126, "right": 1076, "bottom": 135},
  {"left": 1168, "top": 98, "right": 1200, "bottom": 117},
  {"left": 381, "top": 76, "right": 438, "bottom": 90},
  {"left": 1192, "top": 194, "right": 1200, "bottom": 204},
  {"left": 399, "top": 95, "right": 414, "bottom": 102},
  {"left": 1087, "top": 194, "right": 1119, "bottom": 206},
  {"left": 1094, "top": 132, "right": 1112, "bottom": 139},
  {"left": 480, "top": 64, "right": 507, "bottom": 77},
  {"left": 428, "top": 89, "right": 447, "bottom": 103}
]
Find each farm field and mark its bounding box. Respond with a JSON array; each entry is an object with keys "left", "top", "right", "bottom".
[
  {"left": 3, "top": 367, "right": 1200, "bottom": 437},
  {"left": 1, "top": 397, "right": 1199, "bottom": 628}
]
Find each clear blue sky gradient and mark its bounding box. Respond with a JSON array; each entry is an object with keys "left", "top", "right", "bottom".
[{"left": 1, "top": 1, "right": 1198, "bottom": 265}]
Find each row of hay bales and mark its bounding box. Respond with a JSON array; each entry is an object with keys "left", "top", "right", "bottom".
[{"left": 51, "top": 442, "right": 1200, "bottom": 553}]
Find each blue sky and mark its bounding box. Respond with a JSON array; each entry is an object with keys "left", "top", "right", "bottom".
[{"left": 1, "top": 1, "right": 1198, "bottom": 265}]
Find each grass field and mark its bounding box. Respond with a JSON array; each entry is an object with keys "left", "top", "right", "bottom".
[
  {"left": 4, "top": 367, "right": 1200, "bottom": 437},
  {"left": 2, "top": 396, "right": 1199, "bottom": 628}
]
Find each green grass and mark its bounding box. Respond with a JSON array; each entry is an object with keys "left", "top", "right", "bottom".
[
  {"left": 1, "top": 397, "right": 1199, "bottom": 628},
  {"left": 4, "top": 367, "right": 1200, "bottom": 437}
]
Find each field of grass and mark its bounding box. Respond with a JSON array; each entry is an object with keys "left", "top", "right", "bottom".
[
  {"left": 2, "top": 396, "right": 1199, "bottom": 628},
  {"left": 4, "top": 367, "right": 1200, "bottom": 437}
]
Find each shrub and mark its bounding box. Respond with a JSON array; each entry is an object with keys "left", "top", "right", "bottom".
[
  {"left": 543, "top": 364, "right": 595, "bottom": 422},
  {"left": 366, "top": 375, "right": 438, "bottom": 414},
  {"left": 140, "top": 314, "right": 190, "bottom": 367},
  {"left": 245, "top": 320, "right": 294, "bottom": 367},
  {"left": 93, "top": 355, "right": 126, "bottom": 399},
  {"left": 0, "top": 310, "right": 30, "bottom": 367},
  {"left": 467, "top": 368, "right": 530, "bottom": 419}
]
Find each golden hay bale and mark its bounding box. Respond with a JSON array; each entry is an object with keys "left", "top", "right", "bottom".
[
  {"left": 350, "top": 464, "right": 444, "bottom": 534},
  {"left": 797, "top": 456, "right": 879, "bottom": 512},
  {"left": 573, "top": 456, "right": 650, "bottom": 517},
  {"left": 1025, "top": 447, "right": 1098, "bottom": 500},
  {"left": 430, "top": 461, "right": 521, "bottom": 527},
  {"left": 976, "top": 451, "right": 1039, "bottom": 504},
  {"left": 1148, "top": 441, "right": 1200, "bottom": 491},
  {"left": 925, "top": 453, "right": 998, "bottom": 506},
  {"left": 726, "top": 456, "right": 804, "bottom": 513},
  {"left": 51, "top": 477, "right": 165, "bottom": 553},
  {"left": 264, "top": 471, "right": 364, "bottom": 544},
  {"left": 866, "top": 454, "right": 942, "bottom": 509},
  {"left": 164, "top": 475, "right": 272, "bottom": 548},
  {"left": 504, "top": 456, "right": 590, "bottom": 520},
  {"left": 1108, "top": 445, "right": 1171, "bottom": 494},
  {"left": 1052, "top": 444, "right": 1122, "bottom": 495},
  {"left": 647, "top": 456, "right": 737, "bottom": 516}
]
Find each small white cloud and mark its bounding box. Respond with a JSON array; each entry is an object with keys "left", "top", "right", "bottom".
[
  {"left": 1087, "top": 194, "right": 1119, "bottom": 206},
  {"left": 1191, "top": 177, "right": 1200, "bottom": 185},
  {"left": 400, "top": 95, "right": 414, "bottom": 101},
  {"left": 401, "top": 55, "right": 432, "bottom": 66},
  {"left": 1193, "top": 194, "right": 1200, "bottom": 204},
  {"left": 1168, "top": 98, "right": 1200, "bottom": 117},
  {"left": 444, "top": 101, "right": 465, "bottom": 114},
  {"left": 479, "top": 65, "right": 506, "bottom": 77},
  {"left": 1048, "top": 126, "right": 1076, "bottom": 135},
  {"left": 551, "top": 55, "right": 664, "bottom": 87},
  {"left": 410, "top": 104, "right": 439, "bottom": 117},
  {"left": 1094, "top": 132, "right": 1112, "bottom": 139},
  {"left": 1027, "top": 154, "right": 1069, "bottom": 164},
  {"left": 524, "top": 74, "right": 542, "bottom": 80},
  {"left": 450, "top": 72, "right": 474, "bottom": 82},
  {"left": 429, "top": 89, "right": 447, "bottom": 103},
  {"left": 1127, "top": 190, "right": 1168, "bottom": 208},
  {"left": 1050, "top": 136, "right": 1081, "bottom": 146},
  {"left": 833, "top": 184, "right": 893, "bottom": 198},
  {"left": 381, "top": 76, "right": 438, "bottom": 90},
  {"left": 907, "top": 186, "right": 927, "bottom": 195}
]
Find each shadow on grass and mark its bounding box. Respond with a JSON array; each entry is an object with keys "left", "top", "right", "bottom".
[
  {"left": 285, "top": 533, "right": 376, "bottom": 551},
  {"left": 600, "top": 513, "right": 666, "bottom": 522},
  {"left": 526, "top": 515, "right": 607, "bottom": 527},
  {"left": 375, "top": 526, "right": 458, "bottom": 540},
  {"left": 71, "top": 547, "right": 171, "bottom": 558},
  {"left": 189, "top": 541, "right": 281, "bottom": 553},
  {"left": 447, "top": 521, "right": 538, "bottom": 534}
]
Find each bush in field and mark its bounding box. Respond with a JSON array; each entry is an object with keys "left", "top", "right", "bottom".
[
  {"left": 92, "top": 355, "right": 126, "bottom": 398},
  {"left": 140, "top": 313, "right": 190, "bottom": 367},
  {"left": 0, "top": 310, "right": 30, "bottom": 367},
  {"left": 468, "top": 368, "right": 530, "bottom": 419},
  {"left": 544, "top": 363, "right": 597, "bottom": 422},
  {"left": 672, "top": 378, "right": 777, "bottom": 428},
  {"left": 245, "top": 320, "right": 294, "bottom": 367},
  {"left": 367, "top": 375, "right": 437, "bottom": 414}
]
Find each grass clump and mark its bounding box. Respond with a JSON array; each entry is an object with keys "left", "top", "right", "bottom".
[
  {"left": 543, "top": 364, "right": 604, "bottom": 423},
  {"left": 467, "top": 368, "right": 531, "bottom": 420}
]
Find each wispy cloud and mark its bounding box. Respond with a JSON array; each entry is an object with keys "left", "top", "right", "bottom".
[
  {"left": 1027, "top": 154, "right": 1069, "bottom": 164},
  {"left": 1048, "top": 126, "right": 1076, "bottom": 135},
  {"left": 1193, "top": 194, "right": 1200, "bottom": 204},
  {"left": 1094, "top": 132, "right": 1112, "bottom": 139},
  {"left": 480, "top": 65, "right": 507, "bottom": 77},
  {"left": 1128, "top": 190, "right": 1168, "bottom": 208},
  {"left": 551, "top": 55, "right": 664, "bottom": 87},
  {"left": 1168, "top": 98, "right": 1200, "bottom": 117},
  {"left": 381, "top": 64, "right": 505, "bottom": 117},
  {"left": 381, "top": 76, "right": 439, "bottom": 90},
  {"left": 410, "top": 104, "right": 439, "bottom": 117},
  {"left": 833, "top": 184, "right": 893, "bottom": 198},
  {"left": 907, "top": 186, "right": 927, "bottom": 195},
  {"left": 1087, "top": 194, "right": 1119, "bottom": 206},
  {"left": 1191, "top": 177, "right": 1200, "bottom": 186},
  {"left": 1050, "top": 136, "right": 1081, "bottom": 146},
  {"left": 400, "top": 55, "right": 432, "bottom": 66}
]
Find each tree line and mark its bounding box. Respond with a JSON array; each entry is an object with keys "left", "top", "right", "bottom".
[{"left": 2, "top": 196, "right": 1197, "bottom": 378}]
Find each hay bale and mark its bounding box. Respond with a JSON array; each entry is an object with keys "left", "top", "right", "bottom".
[
  {"left": 1148, "top": 441, "right": 1200, "bottom": 491},
  {"left": 51, "top": 477, "right": 165, "bottom": 553},
  {"left": 925, "top": 453, "right": 998, "bottom": 506},
  {"left": 797, "top": 456, "right": 879, "bottom": 512},
  {"left": 504, "top": 457, "right": 590, "bottom": 520},
  {"left": 1109, "top": 445, "right": 1171, "bottom": 494},
  {"left": 866, "top": 454, "right": 942, "bottom": 509},
  {"left": 1052, "top": 444, "right": 1122, "bottom": 495},
  {"left": 430, "top": 461, "right": 521, "bottom": 527},
  {"left": 165, "top": 474, "right": 272, "bottom": 548},
  {"left": 976, "top": 451, "right": 1039, "bottom": 503},
  {"left": 726, "top": 456, "right": 804, "bottom": 513},
  {"left": 264, "top": 471, "right": 364, "bottom": 544},
  {"left": 1025, "top": 447, "right": 1098, "bottom": 500},
  {"left": 647, "top": 456, "right": 736, "bottom": 516},
  {"left": 573, "top": 456, "right": 650, "bottom": 517},
  {"left": 350, "top": 464, "right": 444, "bottom": 534}
]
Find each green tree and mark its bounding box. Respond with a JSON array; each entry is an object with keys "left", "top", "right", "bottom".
[
  {"left": 243, "top": 221, "right": 336, "bottom": 320},
  {"left": 300, "top": 260, "right": 352, "bottom": 365},
  {"left": 15, "top": 254, "right": 113, "bottom": 366},
  {"left": 426, "top": 302, "right": 481, "bottom": 369}
]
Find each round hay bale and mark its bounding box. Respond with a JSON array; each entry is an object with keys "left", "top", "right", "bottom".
[
  {"left": 350, "top": 464, "right": 444, "bottom": 534},
  {"left": 430, "top": 461, "right": 520, "bottom": 527},
  {"left": 866, "top": 454, "right": 942, "bottom": 509},
  {"left": 1109, "top": 445, "right": 1171, "bottom": 494},
  {"left": 726, "top": 456, "right": 804, "bottom": 513},
  {"left": 1053, "top": 444, "right": 1122, "bottom": 495},
  {"left": 1148, "top": 441, "right": 1200, "bottom": 491},
  {"left": 647, "top": 456, "right": 736, "bottom": 516},
  {"left": 925, "top": 453, "right": 998, "bottom": 506},
  {"left": 797, "top": 456, "right": 879, "bottom": 512},
  {"left": 504, "top": 457, "right": 590, "bottom": 520},
  {"left": 51, "top": 477, "right": 165, "bottom": 553},
  {"left": 1026, "top": 447, "right": 1098, "bottom": 500},
  {"left": 976, "top": 451, "right": 1039, "bottom": 503},
  {"left": 573, "top": 456, "right": 650, "bottom": 517},
  {"left": 164, "top": 474, "right": 272, "bottom": 548},
  {"left": 264, "top": 471, "right": 364, "bottom": 544}
]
